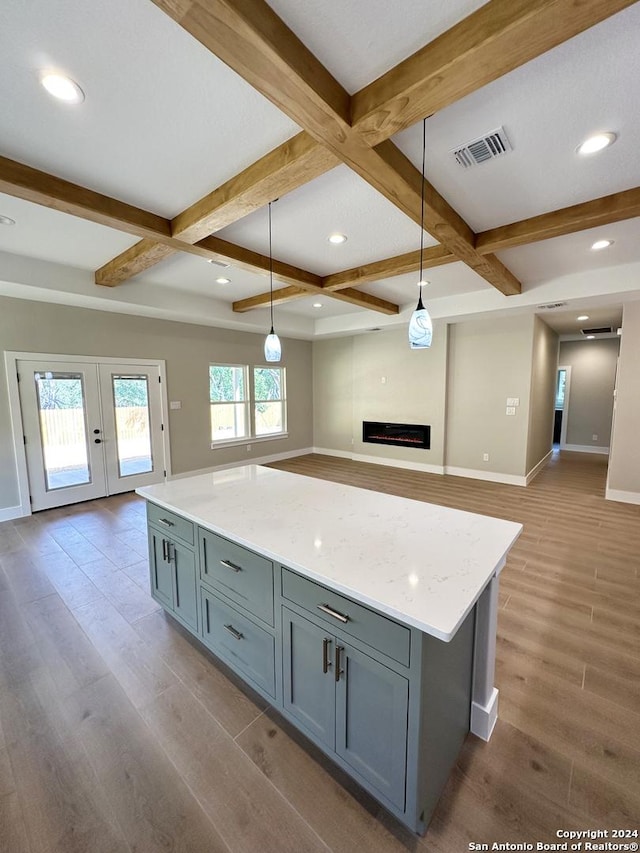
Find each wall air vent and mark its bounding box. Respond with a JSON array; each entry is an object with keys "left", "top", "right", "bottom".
[
  {"left": 581, "top": 327, "right": 613, "bottom": 336},
  {"left": 537, "top": 302, "right": 568, "bottom": 310},
  {"left": 452, "top": 126, "right": 512, "bottom": 168}
]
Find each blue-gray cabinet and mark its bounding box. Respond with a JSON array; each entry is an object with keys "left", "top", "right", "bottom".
[
  {"left": 144, "top": 501, "right": 475, "bottom": 835},
  {"left": 147, "top": 506, "right": 198, "bottom": 632},
  {"left": 282, "top": 607, "right": 408, "bottom": 811}
]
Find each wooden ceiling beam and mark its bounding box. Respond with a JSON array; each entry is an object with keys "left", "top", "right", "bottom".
[
  {"left": 233, "top": 285, "right": 399, "bottom": 315},
  {"left": 95, "top": 133, "right": 338, "bottom": 285},
  {"left": 476, "top": 187, "right": 640, "bottom": 254},
  {"left": 151, "top": 0, "right": 522, "bottom": 297},
  {"left": 351, "top": 0, "right": 637, "bottom": 145}
]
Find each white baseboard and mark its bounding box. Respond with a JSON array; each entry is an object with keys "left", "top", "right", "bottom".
[
  {"left": 0, "top": 505, "right": 28, "bottom": 522},
  {"left": 562, "top": 444, "right": 609, "bottom": 455},
  {"left": 444, "top": 466, "right": 527, "bottom": 487},
  {"left": 605, "top": 488, "right": 640, "bottom": 506},
  {"left": 312, "top": 447, "right": 354, "bottom": 460},
  {"left": 470, "top": 688, "right": 499, "bottom": 741},
  {"left": 169, "top": 447, "right": 314, "bottom": 480},
  {"left": 312, "top": 447, "right": 444, "bottom": 475},
  {"left": 525, "top": 450, "right": 553, "bottom": 485}
]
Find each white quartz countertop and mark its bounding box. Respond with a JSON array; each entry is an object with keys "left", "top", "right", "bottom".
[{"left": 137, "top": 466, "right": 522, "bottom": 642}]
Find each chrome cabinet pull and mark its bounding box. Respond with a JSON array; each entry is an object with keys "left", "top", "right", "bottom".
[
  {"left": 220, "top": 559, "right": 242, "bottom": 573},
  {"left": 224, "top": 624, "right": 244, "bottom": 641},
  {"left": 158, "top": 517, "right": 174, "bottom": 527},
  {"left": 322, "top": 637, "right": 332, "bottom": 673},
  {"left": 317, "top": 603, "right": 349, "bottom": 624},
  {"left": 335, "top": 645, "right": 344, "bottom": 682}
]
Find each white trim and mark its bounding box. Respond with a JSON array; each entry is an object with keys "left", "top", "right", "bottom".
[
  {"left": 313, "top": 447, "right": 354, "bottom": 460},
  {"left": 562, "top": 444, "right": 609, "bottom": 455},
  {"left": 557, "top": 364, "right": 571, "bottom": 448},
  {"left": 444, "top": 466, "right": 527, "bottom": 487},
  {"left": 210, "top": 432, "right": 288, "bottom": 450},
  {"left": 169, "top": 447, "right": 314, "bottom": 479},
  {"left": 605, "top": 488, "right": 640, "bottom": 505},
  {"left": 4, "top": 351, "right": 171, "bottom": 518},
  {"left": 525, "top": 450, "right": 552, "bottom": 485},
  {"left": 0, "top": 505, "right": 28, "bottom": 522},
  {"left": 470, "top": 688, "right": 499, "bottom": 741}
]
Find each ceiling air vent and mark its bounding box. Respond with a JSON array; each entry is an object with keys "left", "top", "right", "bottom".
[
  {"left": 208, "top": 259, "right": 231, "bottom": 268},
  {"left": 452, "top": 127, "right": 512, "bottom": 168},
  {"left": 537, "top": 302, "right": 568, "bottom": 310},
  {"left": 581, "top": 327, "right": 613, "bottom": 336}
]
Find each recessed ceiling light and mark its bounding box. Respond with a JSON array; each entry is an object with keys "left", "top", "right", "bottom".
[
  {"left": 591, "top": 239, "right": 613, "bottom": 251},
  {"left": 215, "top": 277, "right": 231, "bottom": 285},
  {"left": 577, "top": 315, "right": 589, "bottom": 321},
  {"left": 328, "top": 233, "right": 347, "bottom": 245},
  {"left": 312, "top": 302, "right": 322, "bottom": 308},
  {"left": 576, "top": 132, "right": 616, "bottom": 155},
  {"left": 0, "top": 215, "right": 16, "bottom": 226},
  {"left": 586, "top": 335, "right": 596, "bottom": 340},
  {"left": 40, "top": 72, "right": 85, "bottom": 103}
]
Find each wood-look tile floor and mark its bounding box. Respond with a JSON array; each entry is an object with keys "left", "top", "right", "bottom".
[{"left": 1, "top": 451, "right": 638, "bottom": 852}]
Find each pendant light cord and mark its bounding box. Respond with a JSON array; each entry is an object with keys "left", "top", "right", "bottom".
[
  {"left": 418, "top": 117, "right": 426, "bottom": 309},
  {"left": 268, "top": 201, "right": 274, "bottom": 331}
]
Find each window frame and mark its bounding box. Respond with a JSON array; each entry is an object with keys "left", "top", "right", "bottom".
[{"left": 209, "top": 363, "right": 287, "bottom": 448}]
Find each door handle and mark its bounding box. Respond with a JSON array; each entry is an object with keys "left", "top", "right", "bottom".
[
  {"left": 335, "top": 645, "right": 344, "bottom": 683},
  {"left": 322, "top": 637, "right": 332, "bottom": 674}
]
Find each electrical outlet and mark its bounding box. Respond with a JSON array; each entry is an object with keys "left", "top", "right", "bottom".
[
  {"left": 506, "top": 407, "right": 516, "bottom": 416},
  {"left": 483, "top": 453, "right": 489, "bottom": 462},
  {"left": 381, "top": 376, "right": 387, "bottom": 384},
  {"left": 592, "top": 434, "right": 598, "bottom": 441},
  {"left": 246, "top": 444, "right": 252, "bottom": 452}
]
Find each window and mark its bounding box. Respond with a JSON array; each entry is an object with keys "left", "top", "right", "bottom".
[
  {"left": 209, "top": 364, "right": 248, "bottom": 443},
  {"left": 209, "top": 364, "right": 286, "bottom": 445}
]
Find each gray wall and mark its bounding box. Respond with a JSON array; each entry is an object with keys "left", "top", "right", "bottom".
[
  {"left": 313, "top": 325, "right": 448, "bottom": 468},
  {"left": 607, "top": 302, "right": 640, "bottom": 497},
  {"left": 526, "top": 316, "right": 559, "bottom": 473},
  {"left": 0, "top": 296, "right": 313, "bottom": 511},
  {"left": 446, "top": 315, "right": 534, "bottom": 477},
  {"left": 559, "top": 338, "right": 619, "bottom": 449}
]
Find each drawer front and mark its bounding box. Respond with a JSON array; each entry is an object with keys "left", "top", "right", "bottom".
[
  {"left": 199, "top": 529, "right": 274, "bottom": 626},
  {"left": 201, "top": 590, "right": 275, "bottom": 698},
  {"left": 147, "top": 503, "right": 194, "bottom": 546},
  {"left": 281, "top": 569, "right": 410, "bottom": 667}
]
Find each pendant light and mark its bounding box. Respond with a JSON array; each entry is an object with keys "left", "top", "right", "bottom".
[
  {"left": 408, "top": 118, "right": 433, "bottom": 349},
  {"left": 264, "top": 200, "right": 282, "bottom": 362}
]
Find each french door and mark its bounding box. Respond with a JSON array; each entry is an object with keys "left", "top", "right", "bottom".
[{"left": 18, "top": 359, "right": 165, "bottom": 511}]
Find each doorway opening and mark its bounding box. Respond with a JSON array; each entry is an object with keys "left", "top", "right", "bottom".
[{"left": 553, "top": 365, "right": 571, "bottom": 450}]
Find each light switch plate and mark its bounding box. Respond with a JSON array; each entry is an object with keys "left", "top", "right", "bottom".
[
  {"left": 506, "top": 397, "right": 520, "bottom": 407},
  {"left": 170, "top": 401, "right": 181, "bottom": 410}
]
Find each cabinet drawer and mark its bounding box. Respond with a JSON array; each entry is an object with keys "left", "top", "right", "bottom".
[
  {"left": 201, "top": 590, "right": 275, "bottom": 698},
  {"left": 199, "top": 529, "right": 274, "bottom": 626},
  {"left": 282, "top": 569, "right": 410, "bottom": 667},
  {"left": 147, "top": 503, "right": 194, "bottom": 546}
]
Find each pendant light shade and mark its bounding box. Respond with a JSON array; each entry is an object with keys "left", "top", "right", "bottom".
[
  {"left": 264, "top": 200, "right": 282, "bottom": 363},
  {"left": 409, "top": 118, "right": 433, "bottom": 349}
]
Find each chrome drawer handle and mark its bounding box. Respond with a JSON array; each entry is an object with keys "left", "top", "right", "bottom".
[
  {"left": 317, "top": 603, "right": 349, "bottom": 624},
  {"left": 220, "top": 559, "right": 242, "bottom": 573},
  {"left": 158, "top": 517, "right": 174, "bottom": 527},
  {"left": 224, "top": 624, "right": 244, "bottom": 641}
]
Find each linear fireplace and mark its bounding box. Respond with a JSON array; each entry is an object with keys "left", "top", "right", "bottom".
[{"left": 362, "top": 421, "right": 431, "bottom": 450}]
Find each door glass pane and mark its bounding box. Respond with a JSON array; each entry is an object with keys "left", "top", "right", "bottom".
[
  {"left": 112, "top": 375, "right": 153, "bottom": 477},
  {"left": 34, "top": 372, "right": 91, "bottom": 490}
]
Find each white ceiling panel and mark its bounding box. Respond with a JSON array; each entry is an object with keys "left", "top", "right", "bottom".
[
  {"left": 393, "top": 4, "right": 640, "bottom": 233},
  {"left": 0, "top": 0, "right": 299, "bottom": 217},
  {"left": 0, "top": 193, "right": 138, "bottom": 268},
  {"left": 360, "top": 262, "right": 491, "bottom": 309},
  {"left": 497, "top": 219, "right": 640, "bottom": 285},
  {"left": 267, "top": 0, "right": 488, "bottom": 93},
  {"left": 217, "top": 165, "right": 434, "bottom": 276}
]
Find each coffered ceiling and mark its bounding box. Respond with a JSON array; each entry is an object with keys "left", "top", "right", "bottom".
[{"left": 0, "top": 0, "right": 639, "bottom": 340}]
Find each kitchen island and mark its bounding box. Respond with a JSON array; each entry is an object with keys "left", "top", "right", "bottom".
[{"left": 138, "top": 464, "right": 521, "bottom": 833}]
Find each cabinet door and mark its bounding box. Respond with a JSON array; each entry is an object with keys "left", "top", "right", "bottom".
[
  {"left": 282, "top": 608, "right": 335, "bottom": 749},
  {"left": 148, "top": 529, "right": 173, "bottom": 609},
  {"left": 170, "top": 540, "right": 198, "bottom": 631},
  {"left": 335, "top": 642, "right": 408, "bottom": 810}
]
